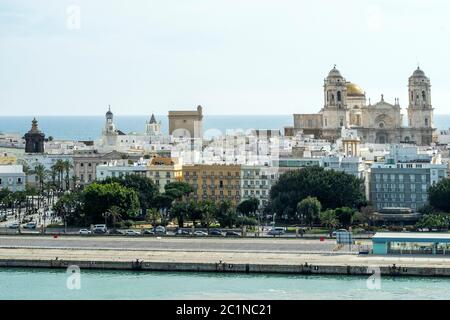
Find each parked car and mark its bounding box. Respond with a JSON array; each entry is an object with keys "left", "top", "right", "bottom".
[
  {"left": 8, "top": 222, "right": 20, "bottom": 229},
  {"left": 176, "top": 229, "right": 191, "bottom": 235},
  {"left": 142, "top": 229, "right": 155, "bottom": 235},
  {"left": 23, "top": 222, "right": 37, "bottom": 229},
  {"left": 125, "top": 230, "right": 141, "bottom": 236},
  {"left": 154, "top": 226, "right": 166, "bottom": 234},
  {"left": 209, "top": 229, "right": 223, "bottom": 236},
  {"left": 267, "top": 227, "right": 285, "bottom": 236},
  {"left": 108, "top": 229, "right": 124, "bottom": 235},
  {"left": 79, "top": 229, "right": 91, "bottom": 235},
  {"left": 194, "top": 230, "right": 208, "bottom": 236},
  {"left": 225, "top": 231, "right": 241, "bottom": 237},
  {"left": 93, "top": 224, "right": 107, "bottom": 234}
]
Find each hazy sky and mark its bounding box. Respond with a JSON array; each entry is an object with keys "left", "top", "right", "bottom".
[{"left": 1, "top": 0, "right": 450, "bottom": 116}]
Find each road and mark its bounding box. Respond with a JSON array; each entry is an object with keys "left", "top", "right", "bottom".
[{"left": 0, "top": 235, "right": 360, "bottom": 253}]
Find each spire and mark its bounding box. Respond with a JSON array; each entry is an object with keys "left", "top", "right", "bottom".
[{"left": 149, "top": 113, "right": 157, "bottom": 124}]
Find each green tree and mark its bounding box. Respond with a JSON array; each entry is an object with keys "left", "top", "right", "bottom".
[
  {"left": 319, "top": 209, "right": 338, "bottom": 235},
  {"left": 237, "top": 198, "right": 260, "bottom": 217},
  {"left": 269, "top": 166, "right": 366, "bottom": 221},
  {"left": 170, "top": 201, "right": 188, "bottom": 227},
  {"left": 101, "top": 175, "right": 159, "bottom": 214},
  {"left": 187, "top": 200, "right": 203, "bottom": 226},
  {"left": 416, "top": 213, "right": 449, "bottom": 231},
  {"left": 215, "top": 200, "right": 238, "bottom": 228},
  {"left": 164, "top": 181, "right": 194, "bottom": 200},
  {"left": 198, "top": 200, "right": 217, "bottom": 232},
  {"left": 335, "top": 207, "right": 356, "bottom": 228},
  {"left": 297, "top": 196, "right": 322, "bottom": 226},
  {"left": 53, "top": 192, "right": 82, "bottom": 229},
  {"left": 429, "top": 178, "right": 450, "bottom": 213},
  {"left": 145, "top": 208, "right": 161, "bottom": 227},
  {"left": 104, "top": 206, "right": 123, "bottom": 229},
  {"left": 81, "top": 182, "right": 140, "bottom": 225}
]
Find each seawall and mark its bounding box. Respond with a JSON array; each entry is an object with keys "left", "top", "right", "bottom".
[{"left": 2, "top": 257, "right": 450, "bottom": 278}]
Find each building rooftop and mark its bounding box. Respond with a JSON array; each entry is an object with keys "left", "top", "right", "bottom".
[
  {"left": 0, "top": 165, "right": 24, "bottom": 174},
  {"left": 373, "top": 232, "right": 450, "bottom": 241}
]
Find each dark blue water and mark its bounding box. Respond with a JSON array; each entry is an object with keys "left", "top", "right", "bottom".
[{"left": 0, "top": 115, "right": 448, "bottom": 141}]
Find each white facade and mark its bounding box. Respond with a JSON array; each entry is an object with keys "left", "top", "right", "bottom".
[
  {"left": 0, "top": 165, "right": 26, "bottom": 192},
  {"left": 240, "top": 165, "right": 278, "bottom": 207},
  {"left": 96, "top": 160, "right": 148, "bottom": 181}
]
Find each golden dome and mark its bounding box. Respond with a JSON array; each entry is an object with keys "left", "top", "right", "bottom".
[{"left": 346, "top": 82, "right": 365, "bottom": 96}]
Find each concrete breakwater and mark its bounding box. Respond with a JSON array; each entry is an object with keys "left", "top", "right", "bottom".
[{"left": 2, "top": 255, "right": 450, "bottom": 277}]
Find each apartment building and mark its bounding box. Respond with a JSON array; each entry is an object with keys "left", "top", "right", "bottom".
[
  {"left": 146, "top": 157, "right": 182, "bottom": 193},
  {"left": 370, "top": 145, "right": 448, "bottom": 211},
  {"left": 0, "top": 165, "right": 26, "bottom": 192},
  {"left": 182, "top": 164, "right": 241, "bottom": 205},
  {"left": 240, "top": 165, "right": 278, "bottom": 207}
]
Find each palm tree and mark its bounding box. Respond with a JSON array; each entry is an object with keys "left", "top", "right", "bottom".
[
  {"left": 62, "top": 160, "right": 73, "bottom": 190},
  {"left": 22, "top": 163, "right": 31, "bottom": 186},
  {"left": 71, "top": 175, "right": 79, "bottom": 191},
  {"left": 146, "top": 208, "right": 161, "bottom": 227},
  {"left": 34, "top": 164, "right": 46, "bottom": 209},
  {"left": 105, "top": 206, "right": 123, "bottom": 229}
]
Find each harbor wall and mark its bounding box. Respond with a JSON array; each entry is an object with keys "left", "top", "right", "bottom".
[{"left": 2, "top": 258, "right": 450, "bottom": 277}]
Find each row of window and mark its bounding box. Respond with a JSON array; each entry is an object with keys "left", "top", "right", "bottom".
[
  {"left": 375, "top": 193, "right": 428, "bottom": 201},
  {"left": 374, "top": 183, "right": 429, "bottom": 192},
  {"left": 374, "top": 174, "right": 428, "bottom": 182},
  {"left": 0, "top": 177, "right": 23, "bottom": 185}
]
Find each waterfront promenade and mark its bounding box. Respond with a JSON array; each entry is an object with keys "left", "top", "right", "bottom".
[{"left": 1, "top": 235, "right": 450, "bottom": 277}]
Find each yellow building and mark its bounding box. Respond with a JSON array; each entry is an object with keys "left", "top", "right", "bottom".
[
  {"left": 0, "top": 156, "right": 17, "bottom": 165},
  {"left": 147, "top": 157, "right": 182, "bottom": 193},
  {"left": 182, "top": 164, "right": 241, "bottom": 206}
]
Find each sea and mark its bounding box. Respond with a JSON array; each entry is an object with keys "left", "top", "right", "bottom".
[
  {"left": 1, "top": 268, "right": 450, "bottom": 300},
  {"left": 0, "top": 115, "right": 449, "bottom": 141}
]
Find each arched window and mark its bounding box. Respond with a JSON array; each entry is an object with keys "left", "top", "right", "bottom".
[
  {"left": 339, "top": 117, "right": 344, "bottom": 127},
  {"left": 422, "top": 91, "right": 426, "bottom": 100},
  {"left": 425, "top": 118, "right": 429, "bottom": 126},
  {"left": 337, "top": 91, "right": 342, "bottom": 102}
]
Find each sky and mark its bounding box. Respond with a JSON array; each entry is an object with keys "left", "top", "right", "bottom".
[{"left": 1, "top": 0, "right": 450, "bottom": 116}]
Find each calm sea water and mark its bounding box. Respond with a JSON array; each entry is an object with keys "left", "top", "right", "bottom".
[
  {"left": 1, "top": 268, "right": 450, "bottom": 300},
  {"left": 0, "top": 115, "right": 448, "bottom": 141}
]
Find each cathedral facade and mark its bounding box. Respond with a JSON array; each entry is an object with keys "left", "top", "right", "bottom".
[{"left": 292, "top": 66, "right": 435, "bottom": 145}]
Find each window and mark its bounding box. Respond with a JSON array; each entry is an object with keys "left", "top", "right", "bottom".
[
  {"left": 425, "top": 118, "right": 429, "bottom": 126},
  {"left": 337, "top": 91, "right": 342, "bottom": 102}
]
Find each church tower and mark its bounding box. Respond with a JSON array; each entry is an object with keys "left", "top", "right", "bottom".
[
  {"left": 102, "top": 106, "right": 118, "bottom": 147},
  {"left": 24, "top": 118, "right": 45, "bottom": 153},
  {"left": 322, "top": 66, "right": 349, "bottom": 138},
  {"left": 146, "top": 113, "right": 161, "bottom": 136},
  {"left": 407, "top": 67, "right": 434, "bottom": 144}
]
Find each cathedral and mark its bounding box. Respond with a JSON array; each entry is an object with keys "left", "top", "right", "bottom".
[{"left": 291, "top": 66, "right": 435, "bottom": 145}]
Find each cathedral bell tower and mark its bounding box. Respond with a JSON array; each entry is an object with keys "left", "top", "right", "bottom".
[
  {"left": 322, "top": 66, "right": 349, "bottom": 132},
  {"left": 407, "top": 67, "right": 433, "bottom": 128},
  {"left": 24, "top": 118, "right": 45, "bottom": 153},
  {"left": 407, "top": 67, "right": 435, "bottom": 144}
]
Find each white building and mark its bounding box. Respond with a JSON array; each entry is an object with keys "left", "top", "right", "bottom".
[
  {"left": 96, "top": 159, "right": 148, "bottom": 181},
  {"left": 240, "top": 165, "right": 278, "bottom": 207},
  {"left": 0, "top": 165, "right": 26, "bottom": 192},
  {"left": 370, "top": 145, "right": 448, "bottom": 211}
]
